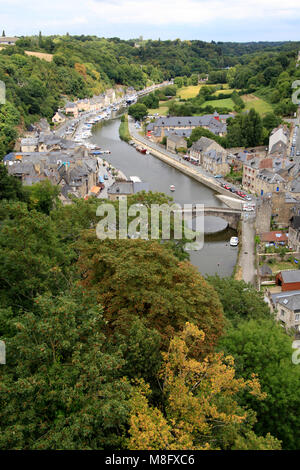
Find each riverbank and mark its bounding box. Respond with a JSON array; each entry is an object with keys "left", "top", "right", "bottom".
[
  {"left": 127, "top": 118, "right": 243, "bottom": 201},
  {"left": 91, "top": 118, "right": 239, "bottom": 277}
]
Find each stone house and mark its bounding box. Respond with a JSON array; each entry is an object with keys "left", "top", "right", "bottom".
[
  {"left": 255, "top": 169, "right": 286, "bottom": 195},
  {"left": 107, "top": 181, "right": 149, "bottom": 201},
  {"left": 65, "top": 102, "right": 78, "bottom": 118},
  {"left": 149, "top": 113, "right": 231, "bottom": 137},
  {"left": 52, "top": 111, "right": 66, "bottom": 124},
  {"left": 202, "top": 149, "right": 230, "bottom": 176},
  {"left": 271, "top": 192, "right": 298, "bottom": 228},
  {"left": 268, "top": 126, "right": 289, "bottom": 156},
  {"left": 166, "top": 135, "right": 187, "bottom": 152},
  {"left": 269, "top": 290, "right": 300, "bottom": 330},
  {"left": 76, "top": 99, "right": 90, "bottom": 112},
  {"left": 243, "top": 156, "right": 287, "bottom": 195},
  {"left": 189, "top": 137, "right": 226, "bottom": 164},
  {"left": 20, "top": 137, "right": 38, "bottom": 153}
]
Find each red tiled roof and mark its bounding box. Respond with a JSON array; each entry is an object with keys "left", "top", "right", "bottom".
[{"left": 261, "top": 231, "right": 288, "bottom": 242}]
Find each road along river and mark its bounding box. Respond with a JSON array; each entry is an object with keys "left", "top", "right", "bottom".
[{"left": 91, "top": 117, "right": 238, "bottom": 277}]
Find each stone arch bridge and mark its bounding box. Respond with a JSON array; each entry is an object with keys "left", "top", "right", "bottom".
[{"left": 179, "top": 206, "right": 242, "bottom": 230}]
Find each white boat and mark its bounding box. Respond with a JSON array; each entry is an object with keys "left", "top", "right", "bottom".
[
  {"left": 230, "top": 236, "right": 239, "bottom": 246},
  {"left": 130, "top": 176, "right": 142, "bottom": 183},
  {"left": 170, "top": 185, "right": 175, "bottom": 191}
]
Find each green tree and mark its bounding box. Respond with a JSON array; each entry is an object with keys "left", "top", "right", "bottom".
[
  {"left": 128, "top": 103, "right": 148, "bottom": 121},
  {"left": 25, "top": 180, "right": 61, "bottom": 215},
  {"left": 0, "top": 165, "right": 27, "bottom": 201},
  {"left": 220, "top": 318, "right": 300, "bottom": 449},
  {"left": 207, "top": 275, "right": 271, "bottom": 326},
  {"left": 262, "top": 112, "right": 281, "bottom": 131},
  {"left": 0, "top": 289, "right": 132, "bottom": 449},
  {"left": 0, "top": 201, "right": 74, "bottom": 310},
  {"left": 77, "top": 236, "right": 224, "bottom": 356}
]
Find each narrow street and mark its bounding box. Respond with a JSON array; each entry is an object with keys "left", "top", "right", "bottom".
[{"left": 239, "top": 215, "right": 256, "bottom": 285}]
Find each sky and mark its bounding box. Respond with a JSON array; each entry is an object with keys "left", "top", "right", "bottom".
[{"left": 0, "top": 0, "right": 300, "bottom": 42}]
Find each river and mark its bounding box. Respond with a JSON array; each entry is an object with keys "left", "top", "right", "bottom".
[{"left": 91, "top": 116, "right": 238, "bottom": 277}]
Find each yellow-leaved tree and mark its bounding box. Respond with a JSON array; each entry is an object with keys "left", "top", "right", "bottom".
[{"left": 127, "top": 322, "right": 281, "bottom": 450}]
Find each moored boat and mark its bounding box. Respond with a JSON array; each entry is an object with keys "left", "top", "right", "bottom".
[
  {"left": 170, "top": 185, "right": 175, "bottom": 191},
  {"left": 136, "top": 146, "right": 147, "bottom": 154}
]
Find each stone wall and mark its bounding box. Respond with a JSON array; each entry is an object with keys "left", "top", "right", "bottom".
[{"left": 256, "top": 197, "right": 272, "bottom": 234}]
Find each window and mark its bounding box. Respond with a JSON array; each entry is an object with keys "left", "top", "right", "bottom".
[
  {"left": 280, "top": 309, "right": 285, "bottom": 318},
  {"left": 295, "top": 314, "right": 300, "bottom": 322}
]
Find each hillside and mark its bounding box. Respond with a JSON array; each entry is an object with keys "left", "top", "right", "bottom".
[{"left": 0, "top": 35, "right": 300, "bottom": 160}]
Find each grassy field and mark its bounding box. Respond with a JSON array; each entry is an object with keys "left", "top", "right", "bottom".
[
  {"left": 177, "top": 85, "right": 203, "bottom": 99},
  {"left": 242, "top": 94, "right": 273, "bottom": 115},
  {"left": 148, "top": 102, "right": 170, "bottom": 116},
  {"left": 200, "top": 97, "right": 235, "bottom": 110}
]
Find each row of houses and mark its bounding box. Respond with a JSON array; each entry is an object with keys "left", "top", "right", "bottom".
[
  {"left": 147, "top": 112, "right": 231, "bottom": 142},
  {"left": 64, "top": 87, "right": 126, "bottom": 118}
]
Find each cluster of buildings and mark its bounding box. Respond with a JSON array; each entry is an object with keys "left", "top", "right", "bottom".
[
  {"left": 64, "top": 88, "right": 122, "bottom": 118},
  {"left": 64, "top": 81, "right": 173, "bottom": 119},
  {"left": 264, "top": 270, "right": 300, "bottom": 333},
  {"left": 242, "top": 125, "right": 292, "bottom": 196},
  {"left": 146, "top": 112, "right": 230, "bottom": 145},
  {"left": 4, "top": 121, "right": 102, "bottom": 202}
]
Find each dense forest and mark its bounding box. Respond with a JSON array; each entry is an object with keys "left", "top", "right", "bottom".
[
  {"left": 1, "top": 175, "right": 300, "bottom": 449},
  {"left": 1, "top": 36, "right": 300, "bottom": 448}
]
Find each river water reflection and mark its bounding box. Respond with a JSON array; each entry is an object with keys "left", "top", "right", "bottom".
[{"left": 91, "top": 117, "right": 238, "bottom": 277}]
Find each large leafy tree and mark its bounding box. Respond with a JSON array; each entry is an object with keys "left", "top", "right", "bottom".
[
  {"left": 0, "top": 165, "right": 27, "bottom": 201},
  {"left": 0, "top": 201, "right": 74, "bottom": 309},
  {"left": 77, "top": 236, "right": 224, "bottom": 356},
  {"left": 220, "top": 318, "right": 300, "bottom": 449},
  {"left": 128, "top": 103, "right": 148, "bottom": 121},
  {"left": 127, "top": 323, "right": 280, "bottom": 450},
  {"left": 206, "top": 275, "right": 271, "bottom": 326},
  {"left": 0, "top": 289, "right": 132, "bottom": 450}
]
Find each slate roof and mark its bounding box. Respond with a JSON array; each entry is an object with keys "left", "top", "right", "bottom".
[
  {"left": 191, "top": 137, "right": 224, "bottom": 153},
  {"left": 152, "top": 114, "right": 232, "bottom": 130},
  {"left": 271, "top": 290, "right": 300, "bottom": 312},
  {"left": 257, "top": 169, "right": 285, "bottom": 184},
  {"left": 280, "top": 270, "right": 300, "bottom": 284},
  {"left": 167, "top": 134, "right": 186, "bottom": 143},
  {"left": 108, "top": 182, "right": 134, "bottom": 195},
  {"left": 259, "top": 264, "right": 273, "bottom": 276}
]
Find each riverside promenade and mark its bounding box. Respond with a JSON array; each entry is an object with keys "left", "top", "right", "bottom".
[{"left": 128, "top": 117, "right": 243, "bottom": 201}]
